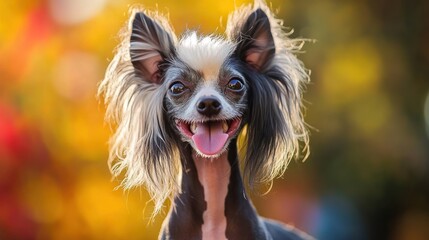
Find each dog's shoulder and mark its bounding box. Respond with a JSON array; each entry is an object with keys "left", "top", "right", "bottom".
[{"left": 262, "top": 218, "right": 316, "bottom": 240}]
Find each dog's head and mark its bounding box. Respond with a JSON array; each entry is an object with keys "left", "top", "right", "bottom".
[
  {"left": 161, "top": 32, "right": 245, "bottom": 158},
  {"left": 99, "top": 2, "right": 309, "bottom": 213}
]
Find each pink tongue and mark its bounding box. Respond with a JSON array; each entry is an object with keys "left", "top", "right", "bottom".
[{"left": 191, "top": 122, "right": 228, "bottom": 156}]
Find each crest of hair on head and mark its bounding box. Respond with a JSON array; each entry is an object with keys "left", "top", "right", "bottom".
[
  {"left": 98, "top": 6, "right": 181, "bottom": 217},
  {"left": 227, "top": 0, "right": 310, "bottom": 189}
]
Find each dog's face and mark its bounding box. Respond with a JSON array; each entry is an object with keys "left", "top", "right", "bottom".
[
  {"left": 164, "top": 35, "right": 247, "bottom": 157},
  {"left": 129, "top": 10, "right": 278, "bottom": 158}
]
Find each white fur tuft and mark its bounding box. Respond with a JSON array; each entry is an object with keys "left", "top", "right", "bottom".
[{"left": 177, "top": 32, "right": 235, "bottom": 78}]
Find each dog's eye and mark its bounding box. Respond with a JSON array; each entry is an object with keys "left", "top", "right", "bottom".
[
  {"left": 169, "top": 82, "right": 186, "bottom": 95},
  {"left": 227, "top": 78, "right": 244, "bottom": 91}
]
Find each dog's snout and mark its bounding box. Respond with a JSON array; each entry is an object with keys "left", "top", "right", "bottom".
[{"left": 197, "top": 97, "right": 222, "bottom": 117}]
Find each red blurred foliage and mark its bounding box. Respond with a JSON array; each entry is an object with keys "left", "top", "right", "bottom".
[{"left": 0, "top": 102, "right": 50, "bottom": 239}]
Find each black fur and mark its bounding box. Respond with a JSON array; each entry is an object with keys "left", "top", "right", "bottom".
[
  {"left": 161, "top": 140, "right": 311, "bottom": 240},
  {"left": 230, "top": 9, "right": 297, "bottom": 187}
]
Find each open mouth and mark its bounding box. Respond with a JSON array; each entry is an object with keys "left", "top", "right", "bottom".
[{"left": 175, "top": 118, "right": 241, "bottom": 156}]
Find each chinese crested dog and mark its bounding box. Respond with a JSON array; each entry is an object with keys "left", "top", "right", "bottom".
[{"left": 99, "top": 1, "right": 313, "bottom": 239}]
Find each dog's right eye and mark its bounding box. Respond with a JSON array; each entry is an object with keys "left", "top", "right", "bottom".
[{"left": 169, "top": 82, "right": 186, "bottom": 95}]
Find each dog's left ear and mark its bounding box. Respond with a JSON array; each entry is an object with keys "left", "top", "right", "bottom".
[
  {"left": 229, "top": 8, "right": 275, "bottom": 71},
  {"left": 227, "top": 5, "right": 310, "bottom": 187}
]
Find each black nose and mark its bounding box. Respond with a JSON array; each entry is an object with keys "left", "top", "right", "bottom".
[{"left": 197, "top": 97, "right": 222, "bottom": 117}]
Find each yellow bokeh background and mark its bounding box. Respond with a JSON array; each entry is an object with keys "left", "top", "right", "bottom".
[{"left": 1, "top": 0, "right": 429, "bottom": 239}]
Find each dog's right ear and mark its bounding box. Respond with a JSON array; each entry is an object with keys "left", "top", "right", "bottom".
[
  {"left": 130, "top": 12, "right": 176, "bottom": 84},
  {"left": 99, "top": 10, "right": 180, "bottom": 215}
]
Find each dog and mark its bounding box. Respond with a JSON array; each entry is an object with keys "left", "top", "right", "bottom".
[{"left": 99, "top": 1, "right": 313, "bottom": 239}]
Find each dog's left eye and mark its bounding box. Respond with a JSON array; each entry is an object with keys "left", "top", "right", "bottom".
[
  {"left": 169, "top": 82, "right": 186, "bottom": 95},
  {"left": 227, "top": 78, "right": 244, "bottom": 91}
]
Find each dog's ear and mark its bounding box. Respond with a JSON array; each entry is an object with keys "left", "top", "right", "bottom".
[
  {"left": 99, "top": 10, "right": 180, "bottom": 216},
  {"left": 227, "top": 5, "right": 310, "bottom": 187},
  {"left": 229, "top": 8, "right": 275, "bottom": 71},
  {"left": 130, "top": 12, "right": 175, "bottom": 84}
]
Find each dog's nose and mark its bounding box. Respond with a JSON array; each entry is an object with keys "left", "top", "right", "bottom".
[{"left": 197, "top": 97, "right": 222, "bottom": 117}]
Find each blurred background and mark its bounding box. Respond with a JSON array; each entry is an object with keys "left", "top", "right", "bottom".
[{"left": 1, "top": 0, "right": 428, "bottom": 239}]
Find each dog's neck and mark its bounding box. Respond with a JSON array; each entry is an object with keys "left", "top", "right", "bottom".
[
  {"left": 193, "top": 151, "right": 230, "bottom": 240},
  {"left": 161, "top": 140, "right": 267, "bottom": 240}
]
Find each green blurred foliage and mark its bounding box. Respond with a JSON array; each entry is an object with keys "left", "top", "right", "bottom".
[{"left": 1, "top": 0, "right": 428, "bottom": 239}]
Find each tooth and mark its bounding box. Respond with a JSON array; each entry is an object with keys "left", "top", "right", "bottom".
[
  {"left": 190, "top": 122, "right": 197, "bottom": 134},
  {"left": 222, "top": 121, "right": 228, "bottom": 133}
]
